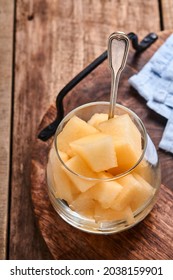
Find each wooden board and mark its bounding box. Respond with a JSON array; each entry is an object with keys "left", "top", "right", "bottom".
[
  {"left": 31, "top": 31, "right": 173, "bottom": 260},
  {"left": 0, "top": 0, "right": 14, "bottom": 260},
  {"left": 10, "top": 0, "right": 161, "bottom": 259}
]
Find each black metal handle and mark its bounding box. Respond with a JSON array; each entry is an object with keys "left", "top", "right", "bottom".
[
  {"left": 128, "top": 32, "right": 158, "bottom": 52},
  {"left": 38, "top": 32, "right": 158, "bottom": 141}
]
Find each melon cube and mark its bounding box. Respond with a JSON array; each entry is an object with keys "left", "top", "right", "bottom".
[
  {"left": 70, "top": 194, "right": 95, "bottom": 218},
  {"left": 108, "top": 139, "right": 141, "bottom": 175},
  {"left": 70, "top": 133, "right": 117, "bottom": 172},
  {"left": 112, "top": 174, "right": 141, "bottom": 211},
  {"left": 98, "top": 114, "right": 141, "bottom": 150},
  {"left": 59, "top": 151, "right": 69, "bottom": 162},
  {"left": 84, "top": 179, "right": 123, "bottom": 209},
  {"left": 134, "top": 159, "right": 152, "bottom": 183},
  {"left": 47, "top": 160, "right": 55, "bottom": 192},
  {"left": 112, "top": 173, "right": 154, "bottom": 212},
  {"left": 48, "top": 147, "right": 79, "bottom": 204},
  {"left": 95, "top": 204, "right": 134, "bottom": 224},
  {"left": 98, "top": 114, "right": 142, "bottom": 173},
  {"left": 56, "top": 115, "right": 98, "bottom": 157},
  {"left": 62, "top": 155, "right": 99, "bottom": 192},
  {"left": 87, "top": 113, "right": 109, "bottom": 128},
  {"left": 131, "top": 173, "right": 155, "bottom": 211}
]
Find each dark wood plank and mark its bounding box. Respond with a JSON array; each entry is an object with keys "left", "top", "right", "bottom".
[
  {"left": 10, "top": 0, "right": 161, "bottom": 259},
  {"left": 0, "top": 0, "right": 14, "bottom": 260},
  {"left": 31, "top": 31, "right": 173, "bottom": 260}
]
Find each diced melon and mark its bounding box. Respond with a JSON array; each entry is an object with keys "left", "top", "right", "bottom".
[
  {"left": 112, "top": 174, "right": 141, "bottom": 211},
  {"left": 95, "top": 204, "right": 134, "bottom": 224},
  {"left": 58, "top": 150, "right": 69, "bottom": 162},
  {"left": 56, "top": 115, "right": 98, "bottom": 157},
  {"left": 112, "top": 173, "right": 154, "bottom": 212},
  {"left": 47, "top": 160, "right": 55, "bottom": 192},
  {"left": 98, "top": 114, "right": 142, "bottom": 174},
  {"left": 131, "top": 173, "right": 155, "bottom": 211},
  {"left": 49, "top": 143, "right": 69, "bottom": 163},
  {"left": 134, "top": 159, "right": 152, "bottom": 183},
  {"left": 108, "top": 139, "right": 141, "bottom": 175},
  {"left": 98, "top": 114, "right": 141, "bottom": 150},
  {"left": 83, "top": 179, "right": 123, "bottom": 209},
  {"left": 124, "top": 207, "right": 135, "bottom": 225},
  {"left": 70, "top": 133, "right": 117, "bottom": 172},
  {"left": 70, "top": 194, "right": 95, "bottom": 218},
  {"left": 48, "top": 147, "right": 79, "bottom": 204},
  {"left": 99, "top": 171, "right": 114, "bottom": 179},
  {"left": 62, "top": 155, "right": 99, "bottom": 192},
  {"left": 87, "top": 113, "right": 109, "bottom": 128}
]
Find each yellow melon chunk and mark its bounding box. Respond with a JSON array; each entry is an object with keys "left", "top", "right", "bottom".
[
  {"left": 83, "top": 179, "right": 123, "bottom": 209},
  {"left": 112, "top": 173, "right": 154, "bottom": 212},
  {"left": 87, "top": 113, "right": 109, "bottom": 128},
  {"left": 95, "top": 204, "right": 134, "bottom": 224},
  {"left": 47, "top": 160, "right": 55, "bottom": 192},
  {"left": 98, "top": 114, "right": 141, "bottom": 148},
  {"left": 70, "top": 133, "right": 117, "bottom": 172},
  {"left": 56, "top": 115, "right": 98, "bottom": 157},
  {"left": 134, "top": 159, "right": 152, "bottom": 183},
  {"left": 108, "top": 139, "right": 141, "bottom": 175},
  {"left": 112, "top": 174, "right": 141, "bottom": 211},
  {"left": 48, "top": 147, "right": 79, "bottom": 204},
  {"left": 70, "top": 194, "right": 95, "bottom": 218},
  {"left": 131, "top": 173, "right": 155, "bottom": 211},
  {"left": 98, "top": 114, "right": 142, "bottom": 174},
  {"left": 58, "top": 150, "right": 69, "bottom": 162},
  {"left": 62, "top": 155, "right": 99, "bottom": 192},
  {"left": 47, "top": 146, "right": 64, "bottom": 193}
]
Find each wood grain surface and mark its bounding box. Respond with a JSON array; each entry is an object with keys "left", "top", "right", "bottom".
[
  {"left": 161, "top": 0, "right": 173, "bottom": 29},
  {"left": 1, "top": 0, "right": 172, "bottom": 260},
  {"left": 0, "top": 0, "right": 14, "bottom": 260},
  {"left": 31, "top": 31, "right": 173, "bottom": 260}
]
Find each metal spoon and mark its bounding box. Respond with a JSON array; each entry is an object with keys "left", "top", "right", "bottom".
[{"left": 108, "top": 32, "right": 130, "bottom": 119}]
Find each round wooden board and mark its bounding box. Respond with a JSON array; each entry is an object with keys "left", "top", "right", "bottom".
[{"left": 31, "top": 31, "right": 173, "bottom": 260}]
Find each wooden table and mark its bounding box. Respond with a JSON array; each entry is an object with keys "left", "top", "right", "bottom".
[{"left": 0, "top": 0, "right": 173, "bottom": 260}]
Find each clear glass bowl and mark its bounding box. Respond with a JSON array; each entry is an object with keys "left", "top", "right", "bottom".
[{"left": 46, "top": 102, "right": 161, "bottom": 234}]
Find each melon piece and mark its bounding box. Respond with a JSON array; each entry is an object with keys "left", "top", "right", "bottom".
[
  {"left": 70, "top": 133, "right": 117, "bottom": 172},
  {"left": 47, "top": 146, "right": 68, "bottom": 193},
  {"left": 83, "top": 179, "right": 123, "bottom": 209},
  {"left": 112, "top": 173, "right": 154, "bottom": 212},
  {"left": 47, "top": 160, "right": 55, "bottom": 192},
  {"left": 98, "top": 114, "right": 142, "bottom": 174},
  {"left": 70, "top": 194, "right": 95, "bottom": 218},
  {"left": 98, "top": 114, "right": 141, "bottom": 149},
  {"left": 112, "top": 174, "right": 141, "bottom": 211},
  {"left": 58, "top": 150, "right": 69, "bottom": 162},
  {"left": 62, "top": 155, "right": 99, "bottom": 192},
  {"left": 87, "top": 113, "right": 109, "bottom": 128},
  {"left": 48, "top": 147, "right": 79, "bottom": 204},
  {"left": 95, "top": 204, "right": 134, "bottom": 224},
  {"left": 49, "top": 144, "right": 69, "bottom": 163},
  {"left": 56, "top": 115, "right": 98, "bottom": 157},
  {"left": 108, "top": 139, "right": 141, "bottom": 175},
  {"left": 131, "top": 173, "right": 155, "bottom": 211},
  {"left": 134, "top": 159, "right": 152, "bottom": 183}
]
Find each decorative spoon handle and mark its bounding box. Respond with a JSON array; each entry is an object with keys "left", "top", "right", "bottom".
[{"left": 108, "top": 32, "right": 130, "bottom": 119}]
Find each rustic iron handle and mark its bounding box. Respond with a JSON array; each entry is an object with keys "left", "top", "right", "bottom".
[{"left": 38, "top": 32, "right": 158, "bottom": 141}]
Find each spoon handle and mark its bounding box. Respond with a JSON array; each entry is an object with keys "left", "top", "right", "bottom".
[{"left": 108, "top": 32, "right": 130, "bottom": 119}]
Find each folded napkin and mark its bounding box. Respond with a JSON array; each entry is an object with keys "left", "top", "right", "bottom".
[{"left": 129, "top": 34, "right": 173, "bottom": 154}]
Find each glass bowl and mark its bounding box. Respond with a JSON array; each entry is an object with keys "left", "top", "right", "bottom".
[{"left": 46, "top": 102, "right": 161, "bottom": 234}]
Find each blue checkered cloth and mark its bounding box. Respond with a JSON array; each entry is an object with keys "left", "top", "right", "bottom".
[{"left": 129, "top": 34, "right": 173, "bottom": 154}]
